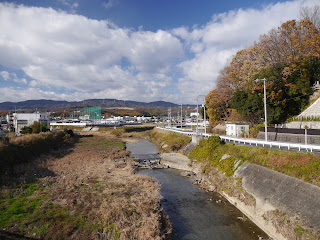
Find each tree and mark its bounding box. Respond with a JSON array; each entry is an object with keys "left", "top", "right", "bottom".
[
  {"left": 299, "top": 5, "right": 320, "bottom": 29},
  {"left": 207, "top": 19, "right": 320, "bottom": 127},
  {"left": 20, "top": 126, "right": 32, "bottom": 134},
  {"left": 31, "top": 121, "right": 48, "bottom": 134}
]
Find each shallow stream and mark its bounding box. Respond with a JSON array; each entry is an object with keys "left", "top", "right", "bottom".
[{"left": 127, "top": 140, "right": 268, "bottom": 240}]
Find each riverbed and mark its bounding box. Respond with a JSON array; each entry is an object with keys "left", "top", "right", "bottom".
[{"left": 127, "top": 140, "right": 269, "bottom": 240}]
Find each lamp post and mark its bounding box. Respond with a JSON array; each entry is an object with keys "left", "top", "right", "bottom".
[
  {"left": 193, "top": 97, "right": 199, "bottom": 135},
  {"left": 168, "top": 107, "right": 171, "bottom": 128},
  {"left": 180, "top": 104, "right": 183, "bottom": 129},
  {"left": 203, "top": 102, "right": 206, "bottom": 135},
  {"left": 255, "top": 78, "right": 268, "bottom": 142},
  {"left": 198, "top": 95, "right": 207, "bottom": 135}
]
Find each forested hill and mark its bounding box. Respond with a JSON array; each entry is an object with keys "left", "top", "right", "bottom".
[
  {"left": 206, "top": 15, "right": 320, "bottom": 126},
  {"left": 0, "top": 99, "right": 179, "bottom": 111}
]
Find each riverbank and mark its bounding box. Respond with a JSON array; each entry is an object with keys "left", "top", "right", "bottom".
[
  {"left": 159, "top": 150, "right": 290, "bottom": 240},
  {"left": 0, "top": 131, "right": 172, "bottom": 239},
  {"left": 147, "top": 128, "right": 320, "bottom": 240}
]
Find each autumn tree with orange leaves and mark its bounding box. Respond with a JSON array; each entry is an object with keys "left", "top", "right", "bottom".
[{"left": 206, "top": 18, "right": 320, "bottom": 126}]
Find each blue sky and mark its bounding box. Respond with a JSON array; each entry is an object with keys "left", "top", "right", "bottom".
[{"left": 0, "top": 0, "right": 319, "bottom": 103}]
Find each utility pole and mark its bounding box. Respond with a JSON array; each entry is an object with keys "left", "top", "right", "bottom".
[
  {"left": 168, "top": 107, "right": 172, "bottom": 128},
  {"left": 203, "top": 102, "right": 206, "bottom": 135},
  {"left": 193, "top": 97, "right": 199, "bottom": 135},
  {"left": 181, "top": 104, "right": 183, "bottom": 129},
  {"left": 197, "top": 95, "right": 207, "bottom": 135}
]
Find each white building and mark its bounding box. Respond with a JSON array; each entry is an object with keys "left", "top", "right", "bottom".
[
  {"left": 190, "top": 112, "right": 200, "bottom": 117},
  {"left": 226, "top": 123, "right": 249, "bottom": 137},
  {"left": 7, "top": 112, "right": 50, "bottom": 134}
]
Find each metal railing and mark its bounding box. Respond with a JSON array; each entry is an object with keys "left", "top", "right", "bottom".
[
  {"left": 156, "top": 126, "right": 211, "bottom": 138},
  {"left": 156, "top": 126, "right": 320, "bottom": 152},
  {"left": 219, "top": 136, "right": 320, "bottom": 152}
]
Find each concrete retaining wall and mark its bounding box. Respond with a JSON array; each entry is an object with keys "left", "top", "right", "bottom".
[
  {"left": 286, "top": 121, "right": 320, "bottom": 129},
  {"left": 256, "top": 132, "right": 320, "bottom": 144},
  {"left": 235, "top": 162, "right": 320, "bottom": 229}
]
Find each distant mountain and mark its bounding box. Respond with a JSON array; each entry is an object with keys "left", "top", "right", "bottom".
[{"left": 0, "top": 99, "right": 184, "bottom": 111}]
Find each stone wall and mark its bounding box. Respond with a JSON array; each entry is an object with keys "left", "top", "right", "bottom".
[{"left": 298, "top": 96, "right": 320, "bottom": 118}]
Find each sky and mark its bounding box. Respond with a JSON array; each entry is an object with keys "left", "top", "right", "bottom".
[{"left": 0, "top": 0, "right": 319, "bottom": 104}]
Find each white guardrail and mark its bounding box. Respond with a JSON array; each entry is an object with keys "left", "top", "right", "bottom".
[{"left": 156, "top": 126, "right": 320, "bottom": 152}]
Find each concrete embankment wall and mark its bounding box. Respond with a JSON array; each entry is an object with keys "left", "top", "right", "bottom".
[
  {"left": 235, "top": 162, "right": 320, "bottom": 230},
  {"left": 286, "top": 121, "right": 320, "bottom": 129},
  {"left": 256, "top": 131, "right": 320, "bottom": 144}
]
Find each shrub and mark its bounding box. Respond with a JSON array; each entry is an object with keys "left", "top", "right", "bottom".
[
  {"left": 0, "top": 130, "right": 74, "bottom": 174},
  {"left": 111, "top": 129, "right": 123, "bottom": 137},
  {"left": 21, "top": 126, "right": 32, "bottom": 134},
  {"left": 20, "top": 121, "right": 48, "bottom": 135},
  {"left": 31, "top": 121, "right": 48, "bottom": 133}
]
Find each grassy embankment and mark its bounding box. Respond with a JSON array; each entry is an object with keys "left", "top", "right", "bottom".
[
  {"left": 189, "top": 136, "right": 320, "bottom": 187},
  {"left": 147, "top": 128, "right": 191, "bottom": 152},
  {"left": 148, "top": 128, "right": 320, "bottom": 239},
  {"left": 0, "top": 129, "right": 171, "bottom": 239},
  {"left": 145, "top": 128, "right": 320, "bottom": 187},
  {"left": 189, "top": 136, "right": 320, "bottom": 240}
]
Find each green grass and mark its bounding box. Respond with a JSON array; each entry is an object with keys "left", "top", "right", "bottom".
[
  {"left": 149, "top": 129, "right": 191, "bottom": 152},
  {"left": 189, "top": 137, "right": 243, "bottom": 177},
  {"left": 0, "top": 183, "right": 47, "bottom": 228},
  {"left": 295, "top": 226, "right": 305, "bottom": 236},
  {"left": 0, "top": 182, "right": 91, "bottom": 238}
]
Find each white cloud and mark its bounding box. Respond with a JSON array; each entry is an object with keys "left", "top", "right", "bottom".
[
  {"left": 0, "top": 0, "right": 319, "bottom": 104},
  {"left": 0, "top": 70, "right": 28, "bottom": 84},
  {"left": 175, "top": 0, "right": 320, "bottom": 100},
  {"left": 102, "top": 0, "right": 118, "bottom": 9},
  {"left": 129, "top": 30, "right": 183, "bottom": 73},
  {"left": 58, "top": 0, "right": 79, "bottom": 13},
  {"left": 0, "top": 71, "right": 9, "bottom": 80},
  {"left": 0, "top": 87, "right": 65, "bottom": 102},
  {"left": 0, "top": 3, "right": 183, "bottom": 102}
]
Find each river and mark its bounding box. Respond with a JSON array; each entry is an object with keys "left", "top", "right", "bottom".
[{"left": 127, "top": 140, "right": 269, "bottom": 240}]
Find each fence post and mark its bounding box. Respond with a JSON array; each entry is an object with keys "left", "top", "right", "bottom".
[{"left": 305, "top": 126, "right": 308, "bottom": 145}]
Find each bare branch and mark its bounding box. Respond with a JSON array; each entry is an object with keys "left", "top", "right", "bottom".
[{"left": 299, "top": 5, "right": 320, "bottom": 29}]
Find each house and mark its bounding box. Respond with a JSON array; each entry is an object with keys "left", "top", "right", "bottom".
[
  {"left": 226, "top": 123, "right": 249, "bottom": 137},
  {"left": 6, "top": 112, "right": 50, "bottom": 135}
]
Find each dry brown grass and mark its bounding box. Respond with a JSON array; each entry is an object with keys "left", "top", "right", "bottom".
[
  {"left": 269, "top": 155, "right": 313, "bottom": 167},
  {"left": 263, "top": 209, "right": 320, "bottom": 240},
  {"left": 0, "top": 130, "right": 74, "bottom": 179},
  {"left": 0, "top": 132, "right": 171, "bottom": 239}
]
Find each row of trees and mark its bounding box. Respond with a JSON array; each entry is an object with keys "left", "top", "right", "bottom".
[
  {"left": 206, "top": 6, "right": 320, "bottom": 126},
  {"left": 21, "top": 121, "right": 48, "bottom": 134}
]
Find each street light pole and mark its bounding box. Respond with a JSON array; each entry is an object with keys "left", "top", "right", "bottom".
[
  {"left": 196, "top": 98, "right": 199, "bottom": 135},
  {"left": 255, "top": 78, "right": 268, "bottom": 142},
  {"left": 197, "top": 95, "right": 207, "bottom": 135},
  {"left": 193, "top": 97, "right": 199, "bottom": 135},
  {"left": 203, "top": 102, "right": 206, "bottom": 135},
  {"left": 180, "top": 104, "right": 183, "bottom": 129}
]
